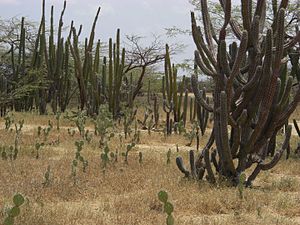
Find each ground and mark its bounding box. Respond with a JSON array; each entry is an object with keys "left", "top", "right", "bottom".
[{"left": 0, "top": 106, "right": 299, "bottom": 225}]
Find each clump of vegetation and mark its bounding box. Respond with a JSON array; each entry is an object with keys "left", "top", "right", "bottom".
[
  {"left": 122, "top": 142, "right": 136, "bottom": 164},
  {"left": 123, "top": 108, "right": 137, "bottom": 139},
  {"left": 72, "top": 141, "right": 88, "bottom": 184},
  {"left": 93, "top": 105, "right": 114, "bottom": 147},
  {"left": 4, "top": 113, "right": 14, "bottom": 131},
  {"left": 42, "top": 165, "right": 51, "bottom": 187},
  {"left": 237, "top": 173, "right": 246, "bottom": 199},
  {"left": 55, "top": 112, "right": 61, "bottom": 131},
  {"left": 34, "top": 142, "right": 45, "bottom": 159},
  {"left": 176, "top": 0, "right": 299, "bottom": 186},
  {"left": 68, "top": 128, "right": 76, "bottom": 137},
  {"left": 166, "top": 149, "right": 171, "bottom": 165},
  {"left": 65, "top": 111, "right": 87, "bottom": 137},
  {"left": 158, "top": 190, "right": 175, "bottom": 225},
  {"left": 3, "top": 193, "right": 25, "bottom": 225}
]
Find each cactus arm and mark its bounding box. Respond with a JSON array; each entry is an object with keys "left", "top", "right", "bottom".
[
  {"left": 200, "top": 0, "right": 215, "bottom": 53},
  {"left": 242, "top": 66, "right": 262, "bottom": 92},
  {"left": 246, "top": 125, "right": 292, "bottom": 186},
  {"left": 191, "top": 74, "right": 213, "bottom": 112},
  {"left": 219, "top": 41, "right": 231, "bottom": 77},
  {"left": 191, "top": 12, "right": 218, "bottom": 69},
  {"left": 227, "top": 31, "right": 248, "bottom": 105},
  {"left": 241, "top": 0, "right": 251, "bottom": 33},
  {"left": 176, "top": 157, "right": 190, "bottom": 177},
  {"left": 219, "top": 91, "right": 236, "bottom": 175},
  {"left": 203, "top": 141, "right": 216, "bottom": 183},
  {"left": 194, "top": 51, "right": 216, "bottom": 77}
]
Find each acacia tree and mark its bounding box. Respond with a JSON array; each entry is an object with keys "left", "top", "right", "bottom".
[
  {"left": 124, "top": 35, "right": 180, "bottom": 101},
  {"left": 176, "top": 0, "right": 300, "bottom": 186}
]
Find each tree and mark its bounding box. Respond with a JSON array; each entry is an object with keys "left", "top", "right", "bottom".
[{"left": 124, "top": 34, "right": 180, "bottom": 101}]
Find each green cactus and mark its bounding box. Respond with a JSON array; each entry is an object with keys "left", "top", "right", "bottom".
[
  {"left": 158, "top": 190, "right": 175, "bottom": 225},
  {"left": 176, "top": 2, "right": 300, "bottom": 186},
  {"left": 3, "top": 193, "right": 25, "bottom": 225}
]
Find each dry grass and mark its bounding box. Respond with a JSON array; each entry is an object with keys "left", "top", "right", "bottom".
[{"left": 0, "top": 110, "right": 299, "bottom": 225}]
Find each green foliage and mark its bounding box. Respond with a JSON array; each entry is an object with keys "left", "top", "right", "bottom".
[
  {"left": 158, "top": 190, "right": 174, "bottom": 225},
  {"left": 55, "top": 112, "right": 61, "bottom": 130},
  {"left": 100, "top": 144, "right": 111, "bottom": 170},
  {"left": 123, "top": 108, "right": 137, "bottom": 139},
  {"left": 167, "top": 149, "right": 171, "bottom": 165},
  {"left": 4, "top": 113, "right": 14, "bottom": 130},
  {"left": 3, "top": 193, "right": 25, "bottom": 225},
  {"left": 84, "top": 130, "right": 93, "bottom": 144},
  {"left": 72, "top": 140, "right": 88, "bottom": 184},
  {"left": 122, "top": 142, "right": 136, "bottom": 164},
  {"left": 174, "top": 120, "right": 186, "bottom": 135},
  {"left": 184, "top": 121, "right": 199, "bottom": 146},
  {"left": 93, "top": 105, "right": 114, "bottom": 146},
  {"left": 238, "top": 173, "right": 246, "bottom": 199},
  {"left": 42, "top": 165, "right": 51, "bottom": 187},
  {"left": 68, "top": 128, "right": 76, "bottom": 137},
  {"left": 35, "top": 142, "right": 45, "bottom": 159},
  {"left": 65, "top": 111, "right": 87, "bottom": 137}
]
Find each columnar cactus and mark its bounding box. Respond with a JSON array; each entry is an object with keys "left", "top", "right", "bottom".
[{"left": 176, "top": 0, "right": 300, "bottom": 186}]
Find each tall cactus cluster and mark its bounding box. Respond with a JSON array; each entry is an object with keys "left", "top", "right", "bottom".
[
  {"left": 162, "top": 44, "right": 188, "bottom": 134},
  {"left": 176, "top": 0, "right": 300, "bottom": 185},
  {"left": 0, "top": 0, "right": 127, "bottom": 117}
]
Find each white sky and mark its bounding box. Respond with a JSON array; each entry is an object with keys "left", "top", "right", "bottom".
[{"left": 0, "top": 0, "right": 239, "bottom": 73}]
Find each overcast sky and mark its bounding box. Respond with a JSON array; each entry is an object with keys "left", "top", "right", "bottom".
[{"left": 0, "top": 0, "right": 240, "bottom": 74}]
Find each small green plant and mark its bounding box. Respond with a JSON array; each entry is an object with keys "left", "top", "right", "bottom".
[
  {"left": 84, "top": 130, "right": 93, "bottom": 144},
  {"left": 100, "top": 143, "right": 111, "bottom": 170},
  {"left": 93, "top": 105, "right": 114, "bottom": 147},
  {"left": 68, "top": 128, "right": 76, "bottom": 137},
  {"left": 42, "top": 165, "right": 51, "bottom": 187},
  {"left": 65, "top": 111, "right": 87, "bottom": 137},
  {"left": 158, "top": 190, "right": 174, "bottom": 225},
  {"left": 35, "top": 142, "right": 45, "bottom": 159},
  {"left": 37, "top": 126, "right": 42, "bottom": 137},
  {"left": 123, "top": 108, "right": 137, "bottom": 139},
  {"left": 184, "top": 121, "right": 198, "bottom": 146},
  {"left": 4, "top": 113, "right": 14, "bottom": 130},
  {"left": 1, "top": 146, "right": 8, "bottom": 160},
  {"left": 122, "top": 142, "right": 136, "bottom": 164},
  {"left": 167, "top": 149, "right": 171, "bottom": 165},
  {"left": 174, "top": 120, "right": 185, "bottom": 135},
  {"left": 48, "top": 120, "right": 53, "bottom": 130},
  {"left": 238, "top": 173, "right": 246, "bottom": 199},
  {"left": 72, "top": 141, "right": 88, "bottom": 184},
  {"left": 3, "top": 193, "right": 25, "bottom": 225},
  {"left": 42, "top": 127, "right": 51, "bottom": 142},
  {"left": 56, "top": 112, "right": 61, "bottom": 130},
  {"left": 137, "top": 107, "right": 151, "bottom": 130},
  {"left": 75, "top": 141, "right": 88, "bottom": 172}
]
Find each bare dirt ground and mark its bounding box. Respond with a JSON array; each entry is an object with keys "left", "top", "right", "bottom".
[{"left": 0, "top": 108, "right": 299, "bottom": 225}]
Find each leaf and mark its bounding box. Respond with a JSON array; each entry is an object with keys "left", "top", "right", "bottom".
[
  {"left": 158, "top": 190, "right": 168, "bottom": 203},
  {"left": 166, "top": 214, "right": 175, "bottom": 225},
  {"left": 13, "top": 194, "right": 24, "bottom": 207},
  {"left": 4, "top": 216, "right": 14, "bottom": 225},
  {"left": 164, "top": 202, "right": 174, "bottom": 215},
  {"left": 10, "top": 206, "right": 20, "bottom": 217}
]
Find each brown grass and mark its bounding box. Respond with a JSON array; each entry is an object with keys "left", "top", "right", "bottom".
[{"left": 0, "top": 109, "right": 299, "bottom": 225}]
